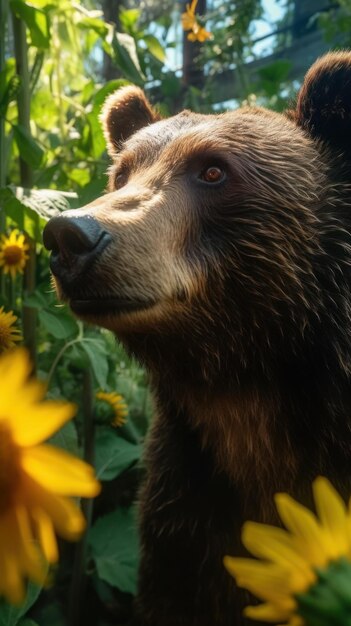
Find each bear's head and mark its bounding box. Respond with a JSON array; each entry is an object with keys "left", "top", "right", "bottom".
[{"left": 43, "top": 52, "right": 351, "bottom": 381}]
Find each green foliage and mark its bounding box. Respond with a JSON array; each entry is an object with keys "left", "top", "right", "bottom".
[
  {"left": 0, "top": 1, "right": 160, "bottom": 623},
  {"left": 2, "top": 0, "right": 336, "bottom": 623},
  {"left": 95, "top": 428, "right": 142, "bottom": 481},
  {"left": 0, "top": 581, "right": 46, "bottom": 626},
  {"left": 88, "top": 507, "right": 140, "bottom": 595},
  {"left": 318, "top": 0, "right": 351, "bottom": 48}
]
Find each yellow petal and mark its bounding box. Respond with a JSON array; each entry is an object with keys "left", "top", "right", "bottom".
[
  {"left": 275, "top": 493, "right": 329, "bottom": 567},
  {"left": 223, "top": 557, "right": 297, "bottom": 603},
  {"left": 313, "top": 476, "right": 349, "bottom": 557},
  {"left": 31, "top": 507, "right": 59, "bottom": 564},
  {"left": 25, "top": 477, "right": 86, "bottom": 541},
  {"left": 13, "top": 505, "right": 47, "bottom": 586},
  {"left": 0, "top": 349, "right": 32, "bottom": 408},
  {"left": 242, "top": 522, "right": 310, "bottom": 571},
  {"left": 10, "top": 400, "right": 76, "bottom": 446},
  {"left": 0, "top": 513, "right": 26, "bottom": 604},
  {"left": 244, "top": 602, "right": 292, "bottom": 623},
  {"left": 21, "top": 444, "right": 101, "bottom": 497}
]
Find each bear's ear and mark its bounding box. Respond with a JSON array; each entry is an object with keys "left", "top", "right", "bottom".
[
  {"left": 295, "top": 51, "right": 351, "bottom": 154},
  {"left": 100, "top": 86, "right": 160, "bottom": 157}
]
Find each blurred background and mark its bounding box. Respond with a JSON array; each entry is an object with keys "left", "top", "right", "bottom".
[{"left": 0, "top": 1, "right": 349, "bottom": 625}]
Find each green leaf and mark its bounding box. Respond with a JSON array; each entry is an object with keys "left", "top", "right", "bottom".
[
  {"left": 23, "top": 289, "right": 48, "bottom": 309},
  {"left": 88, "top": 507, "right": 139, "bottom": 595},
  {"left": 10, "top": 1, "right": 50, "bottom": 49},
  {"left": 38, "top": 309, "right": 79, "bottom": 339},
  {"left": 0, "top": 580, "right": 44, "bottom": 626},
  {"left": 18, "top": 621, "right": 40, "bottom": 626},
  {"left": 119, "top": 8, "right": 140, "bottom": 33},
  {"left": 80, "top": 339, "right": 109, "bottom": 389},
  {"left": 68, "top": 168, "right": 91, "bottom": 187},
  {"left": 0, "top": 186, "right": 77, "bottom": 243},
  {"left": 112, "top": 32, "right": 145, "bottom": 86},
  {"left": 48, "top": 420, "right": 79, "bottom": 456},
  {"left": 257, "top": 60, "right": 292, "bottom": 96},
  {"left": 12, "top": 125, "right": 44, "bottom": 169},
  {"left": 77, "top": 16, "right": 108, "bottom": 38},
  {"left": 0, "top": 72, "right": 20, "bottom": 118},
  {"left": 29, "top": 51, "right": 44, "bottom": 93},
  {"left": 143, "top": 35, "right": 166, "bottom": 63},
  {"left": 94, "top": 428, "right": 141, "bottom": 481},
  {"left": 14, "top": 186, "right": 78, "bottom": 217}
]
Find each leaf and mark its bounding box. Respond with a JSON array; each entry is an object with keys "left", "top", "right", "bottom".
[
  {"left": 77, "top": 16, "right": 108, "bottom": 38},
  {"left": 12, "top": 125, "right": 44, "bottom": 169},
  {"left": 14, "top": 186, "right": 78, "bottom": 217},
  {"left": 112, "top": 32, "right": 145, "bottom": 86},
  {"left": 0, "top": 580, "right": 44, "bottom": 626},
  {"left": 88, "top": 507, "right": 139, "bottom": 595},
  {"left": 10, "top": 1, "right": 50, "bottom": 49},
  {"left": 257, "top": 60, "right": 292, "bottom": 96},
  {"left": 0, "top": 186, "right": 77, "bottom": 243},
  {"left": 18, "top": 621, "right": 39, "bottom": 626},
  {"left": 38, "top": 309, "right": 79, "bottom": 339},
  {"left": 68, "top": 168, "right": 91, "bottom": 187},
  {"left": 48, "top": 420, "right": 79, "bottom": 456},
  {"left": 119, "top": 8, "right": 140, "bottom": 33},
  {"left": 80, "top": 339, "right": 109, "bottom": 389},
  {"left": 29, "top": 51, "right": 44, "bottom": 93},
  {"left": 94, "top": 428, "right": 141, "bottom": 481},
  {"left": 143, "top": 35, "right": 166, "bottom": 63},
  {"left": 23, "top": 289, "right": 48, "bottom": 309},
  {"left": 0, "top": 73, "right": 20, "bottom": 118}
]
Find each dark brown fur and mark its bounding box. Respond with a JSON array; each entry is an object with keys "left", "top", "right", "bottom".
[{"left": 44, "top": 52, "right": 351, "bottom": 625}]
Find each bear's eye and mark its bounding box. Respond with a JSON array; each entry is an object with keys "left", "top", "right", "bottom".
[
  {"left": 199, "top": 166, "right": 225, "bottom": 184},
  {"left": 114, "top": 169, "right": 129, "bottom": 189}
]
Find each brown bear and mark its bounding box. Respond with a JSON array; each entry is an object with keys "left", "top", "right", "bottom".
[{"left": 43, "top": 51, "right": 351, "bottom": 626}]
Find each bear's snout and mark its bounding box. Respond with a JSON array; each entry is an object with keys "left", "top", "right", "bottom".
[{"left": 43, "top": 214, "right": 111, "bottom": 287}]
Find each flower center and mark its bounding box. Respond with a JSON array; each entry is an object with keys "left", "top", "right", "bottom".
[
  {"left": 0, "top": 324, "right": 12, "bottom": 349},
  {"left": 3, "top": 245, "right": 23, "bottom": 266},
  {"left": 0, "top": 422, "right": 21, "bottom": 513}
]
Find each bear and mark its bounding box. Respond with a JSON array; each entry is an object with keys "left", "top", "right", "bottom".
[{"left": 43, "top": 51, "right": 351, "bottom": 626}]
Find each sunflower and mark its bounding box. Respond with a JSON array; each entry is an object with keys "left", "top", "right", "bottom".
[
  {"left": 0, "top": 230, "right": 30, "bottom": 279},
  {"left": 224, "top": 478, "right": 351, "bottom": 626},
  {"left": 181, "top": 0, "right": 198, "bottom": 31},
  {"left": 0, "top": 348, "right": 100, "bottom": 604},
  {"left": 95, "top": 390, "right": 128, "bottom": 427},
  {"left": 187, "top": 24, "right": 212, "bottom": 42},
  {"left": 181, "top": 0, "right": 212, "bottom": 42},
  {"left": 0, "top": 306, "right": 22, "bottom": 352}
]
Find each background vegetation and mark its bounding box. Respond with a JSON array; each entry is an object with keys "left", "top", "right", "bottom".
[{"left": 0, "top": 0, "right": 348, "bottom": 624}]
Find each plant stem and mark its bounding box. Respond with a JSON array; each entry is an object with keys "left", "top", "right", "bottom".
[
  {"left": 12, "top": 11, "right": 33, "bottom": 188},
  {"left": 0, "top": 0, "right": 8, "bottom": 192},
  {"left": 12, "top": 9, "right": 37, "bottom": 367},
  {"left": 0, "top": 0, "right": 8, "bottom": 259},
  {"left": 68, "top": 368, "right": 95, "bottom": 626}
]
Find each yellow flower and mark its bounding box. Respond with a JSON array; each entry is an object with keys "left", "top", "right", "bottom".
[
  {"left": 187, "top": 24, "right": 212, "bottom": 42},
  {"left": 95, "top": 390, "right": 128, "bottom": 427},
  {"left": 181, "top": 0, "right": 212, "bottom": 42},
  {"left": 181, "top": 0, "right": 198, "bottom": 30},
  {"left": 224, "top": 478, "right": 351, "bottom": 626},
  {"left": 0, "top": 306, "right": 22, "bottom": 352},
  {"left": 0, "top": 348, "right": 100, "bottom": 605},
  {"left": 0, "top": 230, "right": 30, "bottom": 279}
]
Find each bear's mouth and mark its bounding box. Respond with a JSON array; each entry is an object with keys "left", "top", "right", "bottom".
[{"left": 69, "top": 296, "right": 154, "bottom": 316}]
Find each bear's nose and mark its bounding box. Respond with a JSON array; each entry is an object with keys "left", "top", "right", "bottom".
[{"left": 43, "top": 215, "right": 111, "bottom": 285}]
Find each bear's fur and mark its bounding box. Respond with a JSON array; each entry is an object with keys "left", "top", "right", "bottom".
[{"left": 44, "top": 52, "right": 351, "bottom": 625}]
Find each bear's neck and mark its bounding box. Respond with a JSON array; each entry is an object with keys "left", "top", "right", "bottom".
[{"left": 120, "top": 330, "right": 351, "bottom": 490}]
